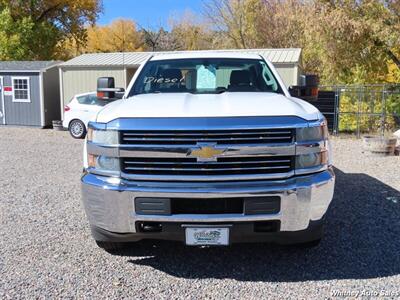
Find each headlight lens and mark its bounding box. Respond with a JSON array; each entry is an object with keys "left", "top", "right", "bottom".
[
  {"left": 88, "top": 155, "right": 120, "bottom": 172},
  {"left": 296, "top": 152, "right": 328, "bottom": 169},
  {"left": 296, "top": 120, "right": 328, "bottom": 142},
  {"left": 87, "top": 128, "right": 119, "bottom": 145}
]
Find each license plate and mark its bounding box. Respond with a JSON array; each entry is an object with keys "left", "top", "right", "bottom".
[{"left": 185, "top": 227, "right": 229, "bottom": 246}]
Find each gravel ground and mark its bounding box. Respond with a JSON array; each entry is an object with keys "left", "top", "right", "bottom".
[{"left": 0, "top": 127, "right": 399, "bottom": 299}]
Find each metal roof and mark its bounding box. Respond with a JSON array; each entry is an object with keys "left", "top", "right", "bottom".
[
  {"left": 0, "top": 61, "right": 62, "bottom": 72},
  {"left": 150, "top": 52, "right": 264, "bottom": 61},
  {"left": 60, "top": 48, "right": 301, "bottom": 68}
]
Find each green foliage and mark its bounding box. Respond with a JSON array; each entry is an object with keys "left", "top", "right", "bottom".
[
  {"left": 0, "top": 8, "right": 60, "bottom": 60},
  {"left": 202, "top": 0, "right": 400, "bottom": 85},
  {"left": 0, "top": 0, "right": 101, "bottom": 60},
  {"left": 0, "top": 8, "right": 32, "bottom": 60},
  {"left": 338, "top": 87, "right": 400, "bottom": 133},
  {"left": 306, "top": 0, "right": 400, "bottom": 84},
  {"left": 385, "top": 92, "right": 400, "bottom": 116},
  {"left": 338, "top": 94, "right": 378, "bottom": 133}
]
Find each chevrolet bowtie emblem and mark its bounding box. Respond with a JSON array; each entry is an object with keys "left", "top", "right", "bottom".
[{"left": 189, "top": 143, "right": 226, "bottom": 162}]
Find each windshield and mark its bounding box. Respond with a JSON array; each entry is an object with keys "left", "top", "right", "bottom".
[{"left": 129, "top": 58, "right": 284, "bottom": 96}]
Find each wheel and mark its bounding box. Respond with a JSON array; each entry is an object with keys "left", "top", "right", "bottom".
[
  {"left": 69, "top": 119, "right": 86, "bottom": 139},
  {"left": 95, "top": 241, "right": 128, "bottom": 254}
]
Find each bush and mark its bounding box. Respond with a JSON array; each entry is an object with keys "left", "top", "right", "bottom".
[{"left": 337, "top": 86, "right": 400, "bottom": 134}]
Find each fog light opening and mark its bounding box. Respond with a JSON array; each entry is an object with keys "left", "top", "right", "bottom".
[
  {"left": 254, "top": 221, "right": 280, "bottom": 233},
  {"left": 137, "top": 222, "right": 163, "bottom": 233}
]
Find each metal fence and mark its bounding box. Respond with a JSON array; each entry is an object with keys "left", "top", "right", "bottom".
[{"left": 317, "top": 84, "right": 400, "bottom": 137}]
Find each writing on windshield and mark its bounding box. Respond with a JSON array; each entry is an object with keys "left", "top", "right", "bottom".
[{"left": 130, "top": 58, "right": 282, "bottom": 96}]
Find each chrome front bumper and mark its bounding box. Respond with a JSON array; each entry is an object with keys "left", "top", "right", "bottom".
[{"left": 81, "top": 167, "right": 335, "bottom": 234}]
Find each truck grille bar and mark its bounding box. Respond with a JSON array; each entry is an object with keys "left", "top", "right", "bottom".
[
  {"left": 120, "top": 129, "right": 294, "bottom": 145},
  {"left": 121, "top": 156, "right": 294, "bottom": 177},
  {"left": 115, "top": 127, "right": 296, "bottom": 181}
]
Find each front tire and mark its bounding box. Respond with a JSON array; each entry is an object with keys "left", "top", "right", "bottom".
[{"left": 69, "top": 119, "right": 86, "bottom": 139}]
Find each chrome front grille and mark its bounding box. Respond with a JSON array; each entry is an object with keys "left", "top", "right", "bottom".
[
  {"left": 121, "top": 156, "right": 294, "bottom": 177},
  {"left": 87, "top": 117, "right": 311, "bottom": 181},
  {"left": 120, "top": 129, "right": 294, "bottom": 145},
  {"left": 118, "top": 128, "right": 295, "bottom": 181}
]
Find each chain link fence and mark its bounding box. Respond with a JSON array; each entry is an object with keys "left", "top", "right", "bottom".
[{"left": 317, "top": 84, "right": 400, "bottom": 137}]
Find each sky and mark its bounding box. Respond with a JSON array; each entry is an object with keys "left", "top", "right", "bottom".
[{"left": 98, "top": 0, "right": 204, "bottom": 29}]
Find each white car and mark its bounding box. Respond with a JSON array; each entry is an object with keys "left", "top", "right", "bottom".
[{"left": 63, "top": 92, "right": 106, "bottom": 139}]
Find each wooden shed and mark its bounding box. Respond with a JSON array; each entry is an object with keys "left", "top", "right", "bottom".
[{"left": 0, "top": 61, "right": 61, "bottom": 127}]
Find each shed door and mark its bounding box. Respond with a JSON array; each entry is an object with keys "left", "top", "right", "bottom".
[
  {"left": 3, "top": 75, "right": 42, "bottom": 126},
  {"left": 0, "top": 76, "right": 4, "bottom": 124}
]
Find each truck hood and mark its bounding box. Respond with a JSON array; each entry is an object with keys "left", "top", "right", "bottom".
[{"left": 96, "top": 92, "right": 321, "bottom": 123}]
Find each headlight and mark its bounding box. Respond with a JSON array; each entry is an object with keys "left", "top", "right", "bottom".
[
  {"left": 296, "top": 120, "right": 328, "bottom": 142},
  {"left": 296, "top": 152, "right": 328, "bottom": 169},
  {"left": 295, "top": 119, "right": 330, "bottom": 174},
  {"left": 88, "top": 155, "right": 120, "bottom": 172},
  {"left": 87, "top": 128, "right": 119, "bottom": 145}
]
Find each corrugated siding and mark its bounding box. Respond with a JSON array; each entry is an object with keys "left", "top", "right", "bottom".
[
  {"left": 274, "top": 65, "right": 297, "bottom": 87},
  {"left": 3, "top": 72, "right": 41, "bottom": 126},
  {"left": 60, "top": 49, "right": 302, "bottom": 67},
  {"left": 0, "top": 61, "right": 61, "bottom": 71},
  {"left": 61, "top": 52, "right": 151, "bottom": 67},
  {"left": 61, "top": 67, "right": 125, "bottom": 107}
]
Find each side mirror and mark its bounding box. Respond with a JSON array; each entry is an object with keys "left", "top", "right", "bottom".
[
  {"left": 115, "top": 90, "right": 125, "bottom": 99},
  {"left": 97, "top": 77, "right": 125, "bottom": 100}
]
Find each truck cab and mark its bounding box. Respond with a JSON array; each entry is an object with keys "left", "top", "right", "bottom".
[{"left": 81, "top": 52, "right": 335, "bottom": 252}]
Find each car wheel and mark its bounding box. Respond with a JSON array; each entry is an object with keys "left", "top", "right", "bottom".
[{"left": 69, "top": 119, "right": 86, "bottom": 139}]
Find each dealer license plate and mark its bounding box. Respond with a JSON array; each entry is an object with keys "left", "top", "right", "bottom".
[{"left": 185, "top": 227, "right": 229, "bottom": 246}]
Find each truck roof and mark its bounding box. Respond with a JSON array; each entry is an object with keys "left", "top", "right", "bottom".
[{"left": 150, "top": 51, "right": 263, "bottom": 61}]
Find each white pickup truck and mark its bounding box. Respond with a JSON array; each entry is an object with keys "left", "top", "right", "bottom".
[{"left": 82, "top": 52, "right": 335, "bottom": 252}]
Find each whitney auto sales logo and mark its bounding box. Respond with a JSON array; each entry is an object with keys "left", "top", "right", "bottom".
[{"left": 331, "top": 290, "right": 400, "bottom": 297}]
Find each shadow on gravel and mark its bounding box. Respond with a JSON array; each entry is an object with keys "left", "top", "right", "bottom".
[{"left": 119, "top": 167, "right": 400, "bottom": 282}]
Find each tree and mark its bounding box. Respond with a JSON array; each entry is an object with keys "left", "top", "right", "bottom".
[
  {"left": 308, "top": 0, "right": 400, "bottom": 83},
  {"left": 202, "top": 0, "right": 400, "bottom": 84},
  {"left": 203, "top": 0, "right": 263, "bottom": 49},
  {"left": 140, "top": 27, "right": 181, "bottom": 51},
  {"left": 0, "top": 0, "right": 101, "bottom": 60},
  {"left": 83, "top": 19, "right": 145, "bottom": 53},
  {"left": 0, "top": 7, "right": 59, "bottom": 60},
  {"left": 0, "top": 8, "right": 32, "bottom": 60},
  {"left": 169, "top": 11, "right": 213, "bottom": 50},
  {"left": 254, "top": 0, "right": 311, "bottom": 48}
]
